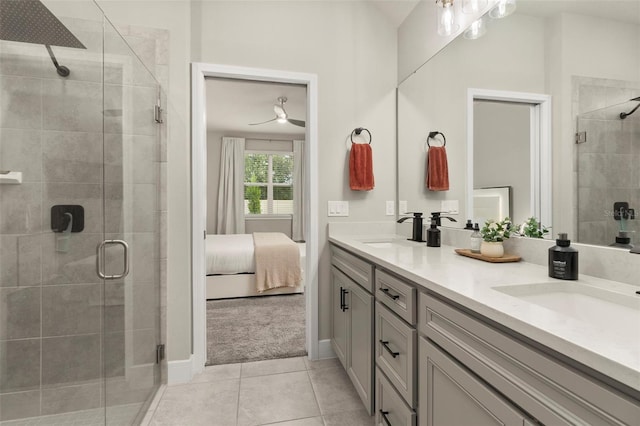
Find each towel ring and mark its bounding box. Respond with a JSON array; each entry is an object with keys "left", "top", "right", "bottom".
[
  {"left": 426, "top": 131, "right": 446, "bottom": 150},
  {"left": 351, "top": 127, "right": 372, "bottom": 144}
]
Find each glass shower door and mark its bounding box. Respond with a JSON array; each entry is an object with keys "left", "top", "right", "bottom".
[{"left": 102, "top": 17, "right": 162, "bottom": 426}]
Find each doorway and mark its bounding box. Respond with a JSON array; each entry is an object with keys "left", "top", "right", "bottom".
[{"left": 191, "top": 63, "right": 319, "bottom": 376}]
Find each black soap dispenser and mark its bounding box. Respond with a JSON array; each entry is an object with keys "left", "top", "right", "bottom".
[
  {"left": 548, "top": 233, "right": 578, "bottom": 280},
  {"left": 427, "top": 219, "right": 441, "bottom": 247}
]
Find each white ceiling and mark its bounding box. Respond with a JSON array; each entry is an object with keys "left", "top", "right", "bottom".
[
  {"left": 370, "top": 0, "right": 420, "bottom": 27},
  {"left": 518, "top": 0, "right": 640, "bottom": 26},
  {"left": 206, "top": 78, "right": 307, "bottom": 136}
]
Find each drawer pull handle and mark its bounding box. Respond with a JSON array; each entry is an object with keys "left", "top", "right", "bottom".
[
  {"left": 340, "top": 287, "right": 345, "bottom": 311},
  {"left": 381, "top": 287, "right": 400, "bottom": 300},
  {"left": 380, "top": 410, "right": 392, "bottom": 426},
  {"left": 343, "top": 290, "right": 349, "bottom": 311},
  {"left": 380, "top": 340, "right": 400, "bottom": 358}
]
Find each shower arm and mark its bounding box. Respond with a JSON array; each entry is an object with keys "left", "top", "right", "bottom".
[
  {"left": 45, "top": 45, "right": 70, "bottom": 77},
  {"left": 619, "top": 97, "right": 640, "bottom": 119}
]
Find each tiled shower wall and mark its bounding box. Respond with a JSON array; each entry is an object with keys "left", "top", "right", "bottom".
[
  {"left": 0, "top": 14, "right": 167, "bottom": 423},
  {"left": 574, "top": 77, "right": 640, "bottom": 247}
]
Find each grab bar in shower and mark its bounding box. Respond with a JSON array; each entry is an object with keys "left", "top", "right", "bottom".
[{"left": 96, "top": 240, "right": 130, "bottom": 280}]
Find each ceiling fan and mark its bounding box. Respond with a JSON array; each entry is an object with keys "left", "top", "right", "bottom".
[{"left": 249, "top": 96, "right": 305, "bottom": 128}]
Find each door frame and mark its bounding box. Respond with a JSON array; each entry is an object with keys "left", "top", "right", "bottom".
[
  {"left": 190, "top": 63, "right": 319, "bottom": 374},
  {"left": 466, "top": 88, "right": 552, "bottom": 229}
]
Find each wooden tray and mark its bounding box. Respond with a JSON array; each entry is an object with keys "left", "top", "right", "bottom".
[{"left": 454, "top": 249, "right": 521, "bottom": 263}]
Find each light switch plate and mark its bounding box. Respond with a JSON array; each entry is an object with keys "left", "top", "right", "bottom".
[
  {"left": 440, "top": 200, "right": 459, "bottom": 215},
  {"left": 386, "top": 201, "right": 395, "bottom": 216},
  {"left": 328, "top": 201, "right": 349, "bottom": 217},
  {"left": 399, "top": 200, "right": 408, "bottom": 214}
]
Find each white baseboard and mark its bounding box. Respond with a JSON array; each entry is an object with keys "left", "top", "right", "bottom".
[
  {"left": 167, "top": 356, "right": 194, "bottom": 384},
  {"left": 317, "top": 339, "right": 336, "bottom": 360}
]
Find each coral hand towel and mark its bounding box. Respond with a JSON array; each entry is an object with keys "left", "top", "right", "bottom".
[
  {"left": 349, "top": 143, "right": 374, "bottom": 191},
  {"left": 426, "top": 146, "right": 449, "bottom": 191}
]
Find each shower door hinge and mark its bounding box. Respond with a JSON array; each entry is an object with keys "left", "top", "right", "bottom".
[
  {"left": 156, "top": 344, "right": 165, "bottom": 364},
  {"left": 575, "top": 131, "right": 587, "bottom": 144},
  {"left": 154, "top": 104, "right": 164, "bottom": 124}
]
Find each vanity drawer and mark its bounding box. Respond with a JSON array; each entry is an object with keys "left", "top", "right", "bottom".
[
  {"left": 331, "top": 245, "right": 374, "bottom": 293},
  {"left": 375, "top": 302, "right": 417, "bottom": 407},
  {"left": 376, "top": 268, "right": 416, "bottom": 325},
  {"left": 376, "top": 367, "right": 416, "bottom": 426}
]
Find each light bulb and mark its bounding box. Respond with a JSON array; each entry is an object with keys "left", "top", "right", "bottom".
[
  {"left": 463, "top": 17, "right": 486, "bottom": 39},
  {"left": 489, "top": 0, "right": 516, "bottom": 19},
  {"left": 462, "top": 0, "right": 486, "bottom": 14},
  {"left": 277, "top": 117, "right": 287, "bottom": 124},
  {"left": 437, "top": 0, "right": 459, "bottom": 36}
]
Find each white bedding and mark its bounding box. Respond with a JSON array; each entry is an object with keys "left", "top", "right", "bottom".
[{"left": 206, "top": 234, "right": 255, "bottom": 275}]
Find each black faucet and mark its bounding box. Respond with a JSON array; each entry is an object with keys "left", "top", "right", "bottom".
[
  {"left": 430, "top": 211, "right": 457, "bottom": 226},
  {"left": 397, "top": 212, "right": 425, "bottom": 242}
]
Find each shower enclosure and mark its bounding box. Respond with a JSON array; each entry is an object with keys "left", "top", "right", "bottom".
[
  {"left": 575, "top": 78, "right": 640, "bottom": 248},
  {"left": 1, "top": 1, "right": 165, "bottom": 423}
]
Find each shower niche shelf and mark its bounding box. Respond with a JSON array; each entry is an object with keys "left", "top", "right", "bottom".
[{"left": 0, "top": 171, "right": 22, "bottom": 184}]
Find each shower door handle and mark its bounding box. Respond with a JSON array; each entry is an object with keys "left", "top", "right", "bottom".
[{"left": 97, "top": 240, "right": 130, "bottom": 280}]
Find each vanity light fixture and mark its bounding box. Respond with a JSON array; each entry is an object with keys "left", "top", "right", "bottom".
[
  {"left": 489, "top": 0, "right": 516, "bottom": 19},
  {"left": 463, "top": 17, "right": 487, "bottom": 39},
  {"left": 436, "top": 0, "right": 459, "bottom": 36},
  {"left": 462, "top": 0, "right": 487, "bottom": 14}
]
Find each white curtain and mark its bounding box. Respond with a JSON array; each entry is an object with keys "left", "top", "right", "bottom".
[
  {"left": 292, "top": 140, "right": 306, "bottom": 241},
  {"left": 216, "top": 137, "right": 245, "bottom": 234}
]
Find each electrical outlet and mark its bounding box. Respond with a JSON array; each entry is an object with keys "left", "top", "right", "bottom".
[
  {"left": 399, "top": 200, "right": 408, "bottom": 214},
  {"left": 386, "top": 201, "right": 395, "bottom": 216},
  {"left": 440, "top": 200, "right": 459, "bottom": 215}
]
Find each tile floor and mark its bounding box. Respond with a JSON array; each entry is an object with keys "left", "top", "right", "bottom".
[{"left": 144, "top": 357, "right": 375, "bottom": 426}]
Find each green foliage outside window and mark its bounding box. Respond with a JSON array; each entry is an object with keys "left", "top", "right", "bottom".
[{"left": 246, "top": 175, "right": 262, "bottom": 214}]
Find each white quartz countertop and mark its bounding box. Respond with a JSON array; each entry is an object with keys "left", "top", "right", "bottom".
[{"left": 329, "top": 234, "right": 640, "bottom": 393}]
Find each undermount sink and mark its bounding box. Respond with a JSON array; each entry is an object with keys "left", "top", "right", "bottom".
[
  {"left": 362, "top": 241, "right": 395, "bottom": 248},
  {"left": 493, "top": 282, "right": 640, "bottom": 331}
]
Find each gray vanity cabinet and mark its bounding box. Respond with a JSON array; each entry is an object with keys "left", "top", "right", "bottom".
[
  {"left": 330, "top": 245, "right": 375, "bottom": 414},
  {"left": 374, "top": 268, "right": 418, "bottom": 426},
  {"left": 418, "top": 337, "right": 528, "bottom": 426},
  {"left": 418, "top": 292, "right": 640, "bottom": 426},
  {"left": 330, "top": 266, "right": 349, "bottom": 368}
]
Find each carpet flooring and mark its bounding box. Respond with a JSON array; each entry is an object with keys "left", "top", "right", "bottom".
[{"left": 206, "top": 294, "right": 306, "bottom": 366}]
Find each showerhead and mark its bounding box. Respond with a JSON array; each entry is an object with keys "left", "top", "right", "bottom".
[
  {"left": 619, "top": 97, "right": 640, "bottom": 120},
  {"left": 0, "top": 0, "right": 86, "bottom": 77},
  {"left": 0, "top": 0, "right": 85, "bottom": 48}
]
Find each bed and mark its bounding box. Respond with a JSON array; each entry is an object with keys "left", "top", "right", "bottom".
[{"left": 206, "top": 232, "right": 305, "bottom": 300}]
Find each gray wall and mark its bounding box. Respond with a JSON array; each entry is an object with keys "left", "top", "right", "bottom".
[{"left": 474, "top": 101, "right": 531, "bottom": 225}]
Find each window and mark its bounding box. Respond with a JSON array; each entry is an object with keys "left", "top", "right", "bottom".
[{"left": 244, "top": 152, "right": 293, "bottom": 215}]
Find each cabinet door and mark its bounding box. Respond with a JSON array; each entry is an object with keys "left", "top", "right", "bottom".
[
  {"left": 419, "top": 337, "right": 526, "bottom": 426},
  {"left": 346, "top": 280, "right": 374, "bottom": 415},
  {"left": 331, "top": 266, "right": 348, "bottom": 369}
]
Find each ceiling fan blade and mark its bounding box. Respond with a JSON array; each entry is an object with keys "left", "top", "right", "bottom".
[
  {"left": 249, "top": 117, "right": 277, "bottom": 126},
  {"left": 287, "top": 118, "right": 306, "bottom": 128}
]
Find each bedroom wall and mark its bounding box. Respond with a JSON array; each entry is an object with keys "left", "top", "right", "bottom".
[
  {"left": 206, "top": 131, "right": 302, "bottom": 238},
  {"left": 192, "top": 0, "right": 398, "bottom": 343}
]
